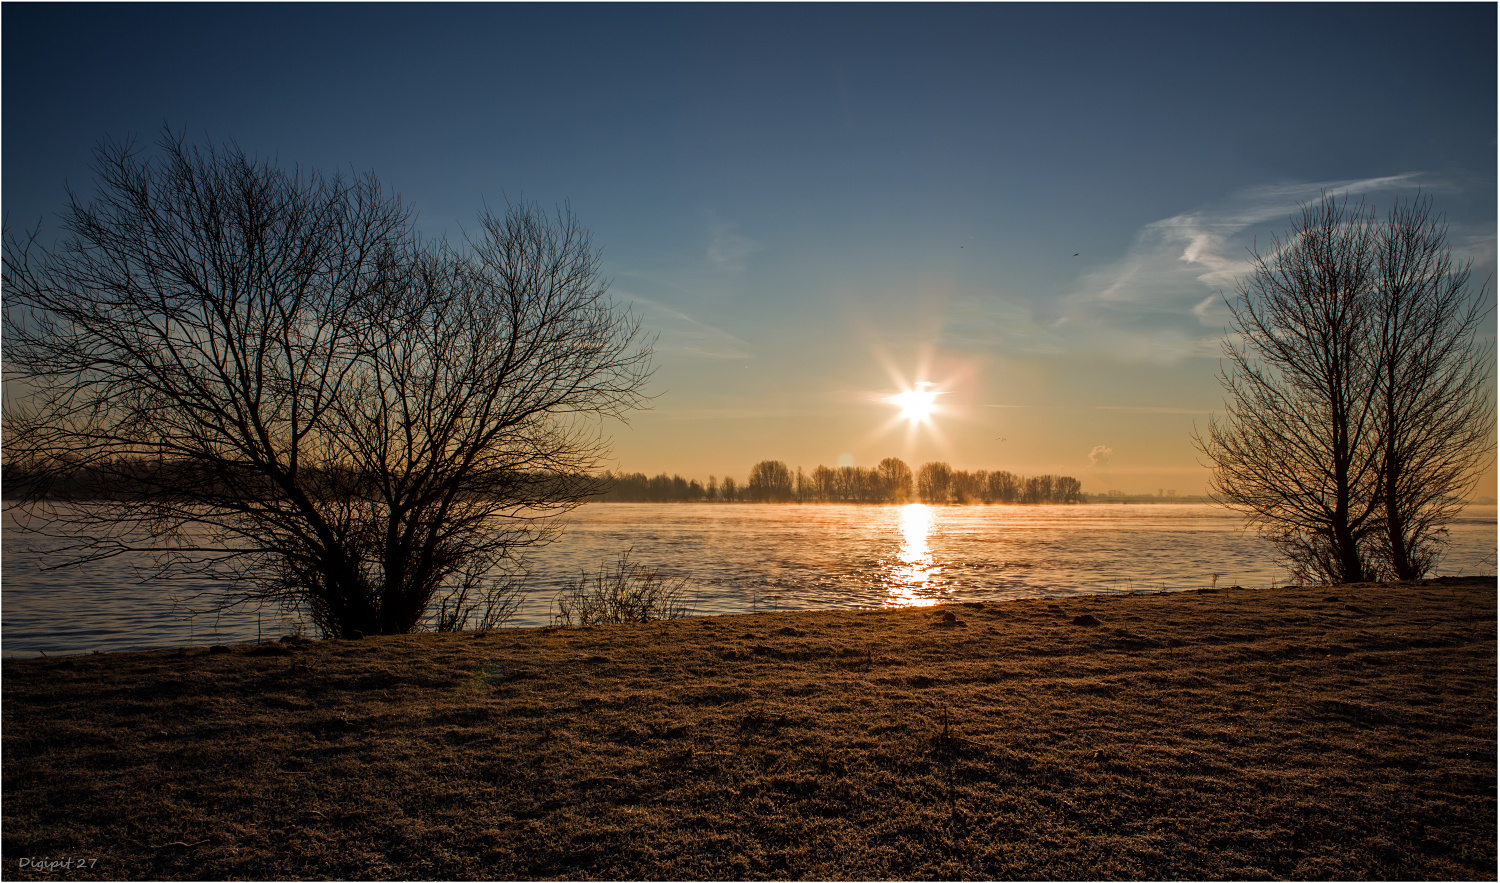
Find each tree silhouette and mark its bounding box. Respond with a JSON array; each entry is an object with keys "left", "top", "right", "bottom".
[
  {"left": 592, "top": 461, "right": 1083, "bottom": 505},
  {"left": 987, "top": 470, "right": 1019, "bottom": 503},
  {"left": 877, "top": 457, "right": 914, "bottom": 503},
  {"left": 1022, "top": 475, "right": 1052, "bottom": 504},
  {"left": 747, "top": 460, "right": 795, "bottom": 502},
  {"left": 4, "top": 131, "right": 652, "bottom": 637},
  {"left": 1196, "top": 195, "right": 1492, "bottom": 583},
  {"left": 917, "top": 461, "right": 953, "bottom": 503},
  {"left": 1054, "top": 475, "right": 1083, "bottom": 503},
  {"left": 1368, "top": 199, "right": 1494, "bottom": 578}
]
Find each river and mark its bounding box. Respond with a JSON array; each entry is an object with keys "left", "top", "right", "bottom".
[{"left": 3, "top": 502, "right": 1495, "bottom": 656}]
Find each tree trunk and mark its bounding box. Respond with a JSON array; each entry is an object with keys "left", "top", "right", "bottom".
[{"left": 1383, "top": 460, "right": 1416, "bottom": 580}]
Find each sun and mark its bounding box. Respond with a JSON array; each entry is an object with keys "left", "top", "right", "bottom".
[{"left": 888, "top": 382, "right": 940, "bottom": 423}]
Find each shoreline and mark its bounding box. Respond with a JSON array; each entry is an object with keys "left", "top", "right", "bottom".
[
  {"left": 4, "top": 576, "right": 1496, "bottom": 879},
  {"left": 6, "top": 569, "right": 1497, "bottom": 660},
  {"left": 7, "top": 502, "right": 1496, "bottom": 659}
]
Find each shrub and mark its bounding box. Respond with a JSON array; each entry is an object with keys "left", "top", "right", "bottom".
[{"left": 553, "top": 552, "right": 693, "bottom": 626}]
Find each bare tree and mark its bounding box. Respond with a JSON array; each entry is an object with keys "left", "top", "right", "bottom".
[
  {"left": 950, "top": 469, "right": 985, "bottom": 504},
  {"left": 1196, "top": 195, "right": 1491, "bottom": 584},
  {"left": 876, "top": 456, "right": 913, "bottom": 503},
  {"left": 1368, "top": 198, "right": 1494, "bottom": 579},
  {"left": 986, "top": 470, "right": 1019, "bottom": 503},
  {"left": 1196, "top": 197, "right": 1382, "bottom": 584},
  {"left": 1054, "top": 475, "right": 1083, "bottom": 503},
  {"left": 916, "top": 461, "right": 951, "bottom": 503},
  {"left": 1022, "top": 475, "right": 1055, "bottom": 504},
  {"left": 3, "top": 131, "right": 652, "bottom": 637},
  {"left": 746, "top": 459, "right": 794, "bottom": 502}
]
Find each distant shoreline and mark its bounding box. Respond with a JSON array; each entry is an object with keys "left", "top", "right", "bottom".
[
  {"left": 11, "top": 492, "right": 1498, "bottom": 506},
  {"left": 3, "top": 577, "right": 1495, "bottom": 879},
  {"left": 585, "top": 495, "right": 1217, "bottom": 504},
  {"left": 576, "top": 497, "right": 1500, "bottom": 506}
]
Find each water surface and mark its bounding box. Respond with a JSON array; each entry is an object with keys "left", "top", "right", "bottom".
[{"left": 4, "top": 502, "right": 1494, "bottom": 656}]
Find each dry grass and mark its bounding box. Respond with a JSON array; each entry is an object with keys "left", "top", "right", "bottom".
[{"left": 3, "top": 577, "right": 1495, "bottom": 880}]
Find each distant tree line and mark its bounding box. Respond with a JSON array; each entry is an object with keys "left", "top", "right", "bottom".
[
  {"left": 17, "top": 457, "right": 1084, "bottom": 507},
  {"left": 596, "top": 471, "right": 714, "bottom": 502},
  {"left": 597, "top": 459, "right": 1084, "bottom": 504}
]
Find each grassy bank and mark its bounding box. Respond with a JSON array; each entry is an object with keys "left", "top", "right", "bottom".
[{"left": 3, "top": 577, "right": 1495, "bottom": 880}]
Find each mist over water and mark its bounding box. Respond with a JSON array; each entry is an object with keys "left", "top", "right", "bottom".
[{"left": 5, "top": 503, "right": 1495, "bottom": 656}]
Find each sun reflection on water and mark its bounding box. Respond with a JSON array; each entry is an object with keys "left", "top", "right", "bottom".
[{"left": 884, "top": 503, "right": 943, "bottom": 607}]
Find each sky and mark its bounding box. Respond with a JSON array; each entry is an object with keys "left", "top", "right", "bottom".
[{"left": 4, "top": 3, "right": 1496, "bottom": 496}]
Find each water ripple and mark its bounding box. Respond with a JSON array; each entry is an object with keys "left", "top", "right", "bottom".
[{"left": 5, "top": 502, "right": 1495, "bottom": 656}]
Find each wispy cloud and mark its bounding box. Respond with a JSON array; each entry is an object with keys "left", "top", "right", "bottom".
[
  {"left": 649, "top": 406, "right": 847, "bottom": 421},
  {"left": 936, "top": 297, "right": 1070, "bottom": 357},
  {"left": 1085, "top": 174, "right": 1426, "bottom": 310},
  {"left": 1460, "top": 232, "right": 1497, "bottom": 277},
  {"left": 943, "top": 173, "right": 1439, "bottom": 366},
  {"left": 703, "top": 211, "right": 760, "bottom": 274},
  {"left": 1091, "top": 405, "right": 1216, "bottom": 415},
  {"left": 620, "top": 292, "right": 754, "bottom": 360}
]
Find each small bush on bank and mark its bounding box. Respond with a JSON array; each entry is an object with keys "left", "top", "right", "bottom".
[
  {"left": 433, "top": 575, "right": 527, "bottom": 633},
  {"left": 553, "top": 552, "right": 693, "bottom": 626}
]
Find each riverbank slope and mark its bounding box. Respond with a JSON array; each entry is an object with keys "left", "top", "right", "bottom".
[{"left": 3, "top": 577, "right": 1495, "bottom": 879}]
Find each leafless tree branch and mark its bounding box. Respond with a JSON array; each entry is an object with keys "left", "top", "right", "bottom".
[
  {"left": 1195, "top": 194, "right": 1493, "bottom": 584},
  {"left": 4, "top": 130, "right": 653, "bottom": 637}
]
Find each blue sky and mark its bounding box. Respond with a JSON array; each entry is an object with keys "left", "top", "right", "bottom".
[{"left": 5, "top": 3, "right": 1495, "bottom": 494}]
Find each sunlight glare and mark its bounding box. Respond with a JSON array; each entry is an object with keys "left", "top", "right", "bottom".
[
  {"left": 885, "top": 503, "right": 942, "bottom": 607},
  {"left": 888, "top": 382, "right": 940, "bottom": 424}
]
